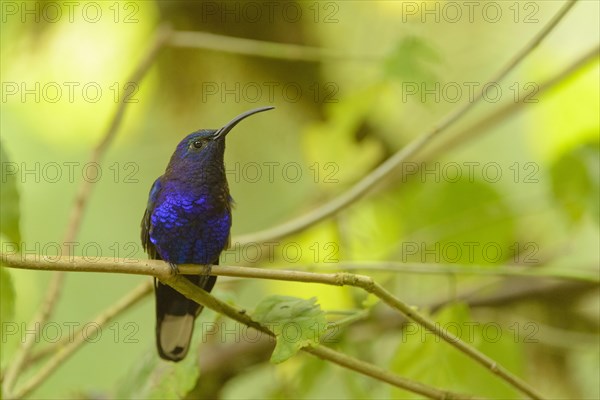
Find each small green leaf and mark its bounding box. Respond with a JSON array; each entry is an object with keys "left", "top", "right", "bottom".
[
  {"left": 114, "top": 351, "right": 160, "bottom": 399},
  {"left": 390, "top": 303, "right": 523, "bottom": 398},
  {"left": 383, "top": 36, "right": 441, "bottom": 84},
  {"left": 0, "top": 141, "right": 21, "bottom": 244},
  {"left": 303, "top": 87, "right": 384, "bottom": 188},
  {"left": 116, "top": 345, "right": 199, "bottom": 400},
  {"left": 398, "top": 178, "right": 516, "bottom": 264},
  {"left": 116, "top": 309, "right": 219, "bottom": 400},
  {"left": 0, "top": 266, "right": 15, "bottom": 323},
  {"left": 361, "top": 293, "right": 380, "bottom": 309},
  {"left": 550, "top": 140, "right": 600, "bottom": 224},
  {"left": 253, "top": 296, "right": 327, "bottom": 363},
  {"left": 146, "top": 355, "right": 198, "bottom": 399}
]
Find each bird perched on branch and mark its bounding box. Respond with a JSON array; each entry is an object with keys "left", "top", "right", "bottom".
[{"left": 141, "top": 107, "right": 274, "bottom": 361}]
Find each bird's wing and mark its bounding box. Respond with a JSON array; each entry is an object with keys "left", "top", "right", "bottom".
[{"left": 141, "top": 177, "right": 162, "bottom": 259}]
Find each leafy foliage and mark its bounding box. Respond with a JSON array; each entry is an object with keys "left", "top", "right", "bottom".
[
  {"left": 383, "top": 36, "right": 441, "bottom": 84},
  {"left": 115, "top": 345, "right": 198, "bottom": 399},
  {"left": 303, "top": 87, "right": 385, "bottom": 186},
  {"left": 0, "top": 267, "right": 15, "bottom": 324},
  {"left": 0, "top": 141, "right": 18, "bottom": 356},
  {"left": 114, "top": 310, "right": 219, "bottom": 399},
  {"left": 397, "top": 177, "right": 516, "bottom": 264},
  {"left": 390, "top": 303, "right": 523, "bottom": 398},
  {"left": 0, "top": 141, "right": 20, "bottom": 244},
  {"left": 550, "top": 139, "right": 600, "bottom": 224},
  {"left": 253, "top": 296, "right": 327, "bottom": 363}
]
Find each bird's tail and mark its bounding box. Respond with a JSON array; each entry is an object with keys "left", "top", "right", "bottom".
[{"left": 154, "top": 269, "right": 217, "bottom": 362}]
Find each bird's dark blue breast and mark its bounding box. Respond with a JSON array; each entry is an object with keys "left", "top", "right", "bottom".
[{"left": 149, "top": 188, "right": 231, "bottom": 265}]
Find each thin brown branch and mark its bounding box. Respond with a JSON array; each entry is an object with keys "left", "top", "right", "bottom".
[
  {"left": 24, "top": 281, "right": 153, "bottom": 367},
  {"left": 425, "top": 44, "right": 599, "bottom": 159},
  {"left": 302, "top": 345, "right": 477, "bottom": 399},
  {"left": 1, "top": 254, "right": 545, "bottom": 399},
  {"left": 306, "top": 261, "right": 599, "bottom": 283},
  {"left": 191, "top": 275, "right": 597, "bottom": 396},
  {"left": 12, "top": 281, "right": 152, "bottom": 399},
  {"left": 233, "top": 0, "right": 578, "bottom": 246},
  {"left": 168, "top": 31, "right": 376, "bottom": 62},
  {"left": 462, "top": 278, "right": 598, "bottom": 309},
  {"left": 166, "top": 275, "right": 475, "bottom": 399}
]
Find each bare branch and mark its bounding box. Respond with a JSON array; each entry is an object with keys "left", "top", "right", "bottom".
[
  {"left": 425, "top": 44, "right": 599, "bottom": 160},
  {"left": 168, "top": 30, "right": 376, "bottom": 62},
  {"left": 234, "top": 0, "right": 578, "bottom": 246},
  {"left": 308, "top": 261, "right": 599, "bottom": 283},
  {"left": 12, "top": 282, "right": 152, "bottom": 399},
  {"left": 2, "top": 254, "right": 546, "bottom": 399},
  {"left": 165, "top": 274, "right": 476, "bottom": 399},
  {"left": 24, "top": 282, "right": 152, "bottom": 366}
]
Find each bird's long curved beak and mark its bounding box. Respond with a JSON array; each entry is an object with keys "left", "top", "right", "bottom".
[{"left": 213, "top": 106, "right": 275, "bottom": 140}]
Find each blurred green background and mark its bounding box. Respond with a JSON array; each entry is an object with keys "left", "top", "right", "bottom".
[{"left": 1, "top": 1, "right": 598, "bottom": 398}]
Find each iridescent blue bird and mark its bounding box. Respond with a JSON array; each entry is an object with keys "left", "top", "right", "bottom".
[{"left": 141, "top": 106, "right": 274, "bottom": 361}]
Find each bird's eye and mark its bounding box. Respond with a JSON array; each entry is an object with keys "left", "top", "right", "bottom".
[{"left": 191, "top": 139, "right": 206, "bottom": 149}]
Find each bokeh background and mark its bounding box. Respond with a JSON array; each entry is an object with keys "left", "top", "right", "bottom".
[{"left": 1, "top": 1, "right": 598, "bottom": 398}]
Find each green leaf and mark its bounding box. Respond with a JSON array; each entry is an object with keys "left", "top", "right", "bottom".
[
  {"left": 0, "top": 266, "right": 15, "bottom": 323},
  {"left": 0, "top": 141, "right": 21, "bottom": 244},
  {"left": 146, "top": 355, "right": 199, "bottom": 399},
  {"left": 398, "top": 178, "right": 516, "bottom": 264},
  {"left": 390, "top": 303, "right": 523, "bottom": 398},
  {"left": 345, "top": 191, "right": 405, "bottom": 261},
  {"left": 383, "top": 36, "right": 441, "bottom": 84},
  {"left": 116, "top": 309, "right": 219, "bottom": 400},
  {"left": 253, "top": 296, "right": 327, "bottom": 363},
  {"left": 116, "top": 344, "right": 199, "bottom": 400},
  {"left": 306, "top": 358, "right": 331, "bottom": 391},
  {"left": 568, "top": 343, "right": 600, "bottom": 398},
  {"left": 550, "top": 140, "right": 600, "bottom": 224},
  {"left": 303, "top": 86, "right": 384, "bottom": 187},
  {"left": 114, "top": 351, "right": 160, "bottom": 399}
]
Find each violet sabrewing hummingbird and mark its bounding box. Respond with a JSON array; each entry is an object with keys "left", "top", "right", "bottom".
[{"left": 141, "top": 106, "right": 274, "bottom": 361}]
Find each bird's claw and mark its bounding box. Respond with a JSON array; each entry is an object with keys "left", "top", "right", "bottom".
[
  {"left": 169, "top": 263, "right": 180, "bottom": 276},
  {"left": 198, "top": 264, "right": 213, "bottom": 288}
]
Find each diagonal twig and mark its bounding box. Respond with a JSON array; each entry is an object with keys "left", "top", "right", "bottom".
[
  {"left": 1, "top": 254, "right": 547, "bottom": 399},
  {"left": 234, "top": 0, "right": 579, "bottom": 246},
  {"left": 425, "top": 44, "right": 599, "bottom": 159},
  {"left": 23, "top": 281, "right": 153, "bottom": 367},
  {"left": 164, "top": 274, "right": 477, "bottom": 399},
  {"left": 283, "top": 261, "right": 600, "bottom": 283},
  {"left": 168, "top": 30, "right": 378, "bottom": 62},
  {"left": 1, "top": 254, "right": 477, "bottom": 399},
  {"left": 12, "top": 281, "right": 152, "bottom": 399}
]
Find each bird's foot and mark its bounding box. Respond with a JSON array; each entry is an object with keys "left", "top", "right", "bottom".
[
  {"left": 198, "top": 264, "right": 213, "bottom": 288},
  {"left": 168, "top": 263, "right": 180, "bottom": 276}
]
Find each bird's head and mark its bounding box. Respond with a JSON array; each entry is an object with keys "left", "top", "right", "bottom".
[{"left": 165, "top": 106, "right": 274, "bottom": 178}]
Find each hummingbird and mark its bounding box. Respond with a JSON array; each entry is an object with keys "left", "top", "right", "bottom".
[{"left": 141, "top": 106, "right": 274, "bottom": 361}]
